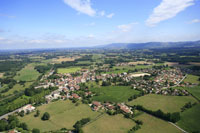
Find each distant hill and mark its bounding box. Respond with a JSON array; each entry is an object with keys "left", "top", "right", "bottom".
[{"left": 97, "top": 40, "right": 200, "bottom": 49}]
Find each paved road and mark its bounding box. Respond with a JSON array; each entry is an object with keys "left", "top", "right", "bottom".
[
  {"left": 168, "top": 122, "right": 188, "bottom": 133},
  {"left": 0, "top": 108, "right": 20, "bottom": 120}
]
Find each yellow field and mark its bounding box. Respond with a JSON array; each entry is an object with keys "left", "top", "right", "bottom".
[
  {"left": 0, "top": 73, "right": 3, "bottom": 78},
  {"left": 83, "top": 114, "right": 135, "bottom": 133},
  {"left": 53, "top": 56, "right": 81, "bottom": 63},
  {"left": 128, "top": 61, "right": 153, "bottom": 65}
]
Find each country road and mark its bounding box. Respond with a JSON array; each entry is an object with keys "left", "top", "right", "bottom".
[{"left": 168, "top": 122, "right": 188, "bottom": 133}]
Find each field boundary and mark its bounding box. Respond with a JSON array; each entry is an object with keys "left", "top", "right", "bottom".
[{"left": 168, "top": 122, "right": 188, "bottom": 133}]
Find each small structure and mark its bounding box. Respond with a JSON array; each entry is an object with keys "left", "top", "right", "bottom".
[{"left": 18, "top": 104, "right": 35, "bottom": 113}]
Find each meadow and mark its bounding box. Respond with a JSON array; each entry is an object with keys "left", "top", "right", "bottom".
[
  {"left": 135, "top": 113, "right": 182, "bottom": 133},
  {"left": 14, "top": 64, "right": 40, "bottom": 81},
  {"left": 91, "top": 86, "right": 140, "bottom": 102},
  {"left": 19, "top": 100, "right": 100, "bottom": 132},
  {"left": 128, "top": 94, "right": 197, "bottom": 113},
  {"left": 83, "top": 114, "right": 135, "bottom": 133},
  {"left": 177, "top": 104, "right": 200, "bottom": 133},
  {"left": 57, "top": 67, "right": 81, "bottom": 74},
  {"left": 184, "top": 74, "right": 200, "bottom": 84}
]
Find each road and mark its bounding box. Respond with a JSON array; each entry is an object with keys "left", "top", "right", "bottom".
[{"left": 168, "top": 122, "right": 188, "bottom": 133}]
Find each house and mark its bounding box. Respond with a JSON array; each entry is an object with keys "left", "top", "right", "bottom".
[
  {"left": 117, "top": 103, "right": 132, "bottom": 114},
  {"left": 18, "top": 104, "right": 35, "bottom": 113},
  {"left": 92, "top": 101, "right": 102, "bottom": 111},
  {"left": 71, "top": 93, "right": 80, "bottom": 99}
]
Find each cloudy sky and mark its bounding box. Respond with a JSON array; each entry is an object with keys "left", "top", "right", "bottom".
[{"left": 0, "top": 0, "right": 200, "bottom": 49}]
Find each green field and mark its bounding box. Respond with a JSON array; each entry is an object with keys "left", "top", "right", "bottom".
[
  {"left": 175, "top": 86, "right": 200, "bottom": 101},
  {"left": 128, "top": 94, "right": 197, "bottom": 113},
  {"left": 83, "top": 114, "right": 135, "bottom": 133},
  {"left": 57, "top": 67, "right": 81, "bottom": 74},
  {"left": 91, "top": 86, "right": 140, "bottom": 102},
  {"left": 177, "top": 104, "right": 200, "bottom": 133},
  {"left": 14, "top": 64, "right": 40, "bottom": 81},
  {"left": 184, "top": 74, "right": 200, "bottom": 84},
  {"left": 135, "top": 113, "right": 182, "bottom": 133},
  {"left": 76, "top": 61, "right": 92, "bottom": 65},
  {"left": 19, "top": 100, "right": 100, "bottom": 132}
]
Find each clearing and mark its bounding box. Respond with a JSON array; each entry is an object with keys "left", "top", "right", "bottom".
[
  {"left": 128, "top": 94, "right": 197, "bottom": 113},
  {"left": 14, "top": 64, "right": 40, "bottom": 81},
  {"left": 91, "top": 86, "right": 140, "bottom": 102}
]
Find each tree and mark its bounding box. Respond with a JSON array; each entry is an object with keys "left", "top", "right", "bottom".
[
  {"left": 34, "top": 110, "right": 40, "bottom": 117},
  {"left": 32, "top": 128, "right": 40, "bottom": 133},
  {"left": 41, "top": 112, "right": 50, "bottom": 120},
  {"left": 19, "top": 122, "right": 28, "bottom": 130}
]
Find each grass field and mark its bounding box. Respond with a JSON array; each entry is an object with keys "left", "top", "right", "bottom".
[
  {"left": 91, "top": 86, "right": 140, "bottom": 102},
  {"left": 177, "top": 104, "right": 200, "bottom": 133},
  {"left": 83, "top": 114, "right": 135, "bottom": 133},
  {"left": 14, "top": 64, "right": 40, "bottom": 81},
  {"left": 57, "top": 67, "right": 81, "bottom": 74},
  {"left": 175, "top": 86, "right": 200, "bottom": 101},
  {"left": 128, "top": 94, "right": 197, "bottom": 113},
  {"left": 135, "top": 113, "right": 182, "bottom": 133},
  {"left": 76, "top": 61, "right": 92, "bottom": 65},
  {"left": 19, "top": 100, "right": 100, "bottom": 132},
  {"left": 184, "top": 74, "right": 200, "bottom": 84}
]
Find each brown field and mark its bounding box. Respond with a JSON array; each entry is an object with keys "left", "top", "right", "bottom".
[
  {"left": 53, "top": 56, "right": 80, "bottom": 63},
  {"left": 0, "top": 73, "right": 3, "bottom": 78},
  {"left": 189, "top": 62, "right": 200, "bottom": 66},
  {"left": 128, "top": 61, "right": 153, "bottom": 65}
]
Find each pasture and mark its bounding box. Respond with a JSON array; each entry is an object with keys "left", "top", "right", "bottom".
[
  {"left": 91, "top": 86, "right": 140, "bottom": 102},
  {"left": 19, "top": 100, "right": 100, "bottom": 132},
  {"left": 128, "top": 94, "right": 197, "bottom": 113},
  {"left": 184, "top": 74, "right": 200, "bottom": 84},
  {"left": 177, "top": 104, "right": 200, "bottom": 133},
  {"left": 135, "top": 113, "right": 182, "bottom": 133},
  {"left": 83, "top": 114, "right": 135, "bottom": 133},
  {"left": 14, "top": 64, "right": 40, "bottom": 81},
  {"left": 57, "top": 67, "right": 81, "bottom": 74}
]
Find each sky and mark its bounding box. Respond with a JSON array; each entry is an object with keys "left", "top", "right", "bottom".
[{"left": 0, "top": 0, "right": 200, "bottom": 49}]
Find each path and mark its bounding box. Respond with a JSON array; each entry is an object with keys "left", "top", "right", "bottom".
[{"left": 168, "top": 122, "right": 188, "bottom": 133}]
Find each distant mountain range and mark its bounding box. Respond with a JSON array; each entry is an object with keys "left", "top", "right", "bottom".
[{"left": 97, "top": 40, "right": 200, "bottom": 49}]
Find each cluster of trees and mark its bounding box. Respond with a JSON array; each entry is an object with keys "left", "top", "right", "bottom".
[
  {"left": 0, "top": 78, "right": 17, "bottom": 93},
  {"left": 128, "top": 92, "right": 145, "bottom": 101},
  {"left": 128, "top": 120, "right": 143, "bottom": 133},
  {"left": 0, "top": 61, "right": 25, "bottom": 73},
  {"left": 73, "top": 118, "right": 90, "bottom": 133},
  {"left": 25, "top": 86, "right": 57, "bottom": 96},
  {"left": 0, "top": 115, "right": 28, "bottom": 132},
  {"left": 135, "top": 105, "right": 180, "bottom": 123},
  {"left": 35, "top": 65, "right": 52, "bottom": 74},
  {"left": 181, "top": 102, "right": 197, "bottom": 112}
]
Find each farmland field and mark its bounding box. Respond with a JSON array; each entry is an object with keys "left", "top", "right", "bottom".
[
  {"left": 19, "top": 100, "right": 100, "bottom": 132},
  {"left": 135, "top": 113, "right": 182, "bottom": 133},
  {"left": 128, "top": 94, "right": 197, "bottom": 113},
  {"left": 14, "top": 64, "right": 40, "bottom": 81},
  {"left": 57, "top": 67, "right": 81, "bottom": 74},
  {"left": 184, "top": 74, "right": 200, "bottom": 84},
  {"left": 177, "top": 104, "right": 200, "bottom": 133},
  {"left": 53, "top": 56, "right": 79, "bottom": 63},
  {"left": 91, "top": 86, "right": 140, "bottom": 102},
  {"left": 0, "top": 73, "right": 3, "bottom": 78},
  {"left": 83, "top": 114, "right": 135, "bottom": 133}
]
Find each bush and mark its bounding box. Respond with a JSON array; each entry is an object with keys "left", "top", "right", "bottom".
[
  {"left": 32, "top": 128, "right": 40, "bottom": 133},
  {"left": 41, "top": 112, "right": 50, "bottom": 120}
]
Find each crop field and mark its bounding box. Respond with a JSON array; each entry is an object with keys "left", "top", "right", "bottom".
[
  {"left": 184, "top": 74, "right": 200, "bottom": 84},
  {"left": 135, "top": 113, "right": 182, "bottom": 133},
  {"left": 128, "top": 61, "right": 153, "bottom": 65},
  {"left": 53, "top": 56, "right": 79, "bottom": 63},
  {"left": 19, "top": 100, "right": 100, "bottom": 132},
  {"left": 14, "top": 64, "right": 40, "bottom": 81},
  {"left": 91, "top": 86, "right": 140, "bottom": 102},
  {"left": 0, "top": 73, "right": 3, "bottom": 78},
  {"left": 128, "top": 94, "right": 197, "bottom": 113},
  {"left": 177, "top": 104, "right": 200, "bottom": 133},
  {"left": 83, "top": 114, "right": 135, "bottom": 133},
  {"left": 57, "top": 67, "right": 81, "bottom": 74}
]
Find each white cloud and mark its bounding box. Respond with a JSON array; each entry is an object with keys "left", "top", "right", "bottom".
[
  {"left": 99, "top": 10, "right": 105, "bottom": 16},
  {"left": 87, "top": 34, "right": 95, "bottom": 38},
  {"left": 190, "top": 19, "right": 200, "bottom": 23},
  {"left": 118, "top": 22, "right": 138, "bottom": 32},
  {"left": 63, "top": 0, "right": 96, "bottom": 16},
  {"left": 146, "top": 0, "right": 194, "bottom": 26},
  {"left": 106, "top": 13, "right": 115, "bottom": 18}
]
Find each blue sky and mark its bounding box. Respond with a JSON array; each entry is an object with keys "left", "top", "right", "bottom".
[{"left": 0, "top": 0, "right": 200, "bottom": 49}]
